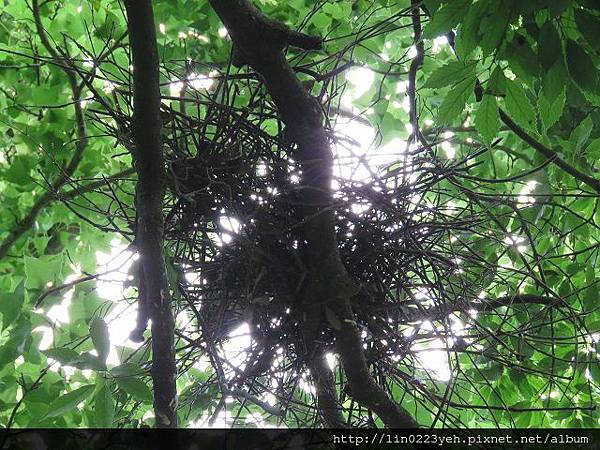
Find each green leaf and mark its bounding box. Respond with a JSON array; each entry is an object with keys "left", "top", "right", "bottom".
[
  {"left": 570, "top": 115, "right": 593, "bottom": 152},
  {"left": 574, "top": 8, "right": 600, "bottom": 51},
  {"left": 539, "top": 88, "right": 565, "bottom": 130},
  {"left": 115, "top": 376, "right": 153, "bottom": 403},
  {"left": 0, "top": 281, "right": 25, "bottom": 331},
  {"left": 73, "top": 352, "right": 107, "bottom": 371},
  {"left": 437, "top": 76, "right": 476, "bottom": 125},
  {"left": 424, "top": 0, "right": 442, "bottom": 14},
  {"left": 589, "top": 360, "right": 600, "bottom": 384},
  {"left": 322, "top": 3, "right": 346, "bottom": 20},
  {"left": 480, "top": 362, "right": 503, "bottom": 382},
  {"left": 110, "top": 362, "right": 143, "bottom": 377},
  {"left": 479, "top": 3, "right": 509, "bottom": 56},
  {"left": 584, "top": 137, "right": 600, "bottom": 159},
  {"left": 542, "top": 61, "right": 566, "bottom": 99},
  {"left": 455, "top": 0, "right": 488, "bottom": 57},
  {"left": 0, "top": 317, "right": 31, "bottom": 366},
  {"left": 584, "top": 285, "right": 598, "bottom": 310},
  {"left": 311, "top": 12, "right": 331, "bottom": 29},
  {"left": 506, "top": 35, "right": 539, "bottom": 87},
  {"left": 24, "top": 254, "right": 64, "bottom": 290},
  {"left": 488, "top": 67, "right": 507, "bottom": 96},
  {"left": 475, "top": 94, "right": 500, "bottom": 144},
  {"left": 94, "top": 383, "right": 115, "bottom": 427},
  {"left": 423, "top": 61, "right": 476, "bottom": 89},
  {"left": 423, "top": 0, "right": 472, "bottom": 38},
  {"left": 504, "top": 79, "right": 535, "bottom": 129},
  {"left": 1, "top": 156, "right": 34, "bottom": 186},
  {"left": 566, "top": 39, "right": 598, "bottom": 94},
  {"left": 90, "top": 317, "right": 110, "bottom": 363},
  {"left": 538, "top": 21, "right": 562, "bottom": 69},
  {"left": 515, "top": 411, "right": 532, "bottom": 427},
  {"left": 45, "top": 384, "right": 95, "bottom": 418},
  {"left": 43, "top": 347, "right": 80, "bottom": 365}
]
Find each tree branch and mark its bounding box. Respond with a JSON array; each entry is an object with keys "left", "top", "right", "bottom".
[
  {"left": 499, "top": 108, "right": 600, "bottom": 194},
  {"left": 209, "top": 0, "right": 418, "bottom": 428},
  {"left": 403, "top": 294, "right": 563, "bottom": 322},
  {"left": 407, "top": 0, "right": 425, "bottom": 145},
  {"left": 124, "top": 0, "right": 177, "bottom": 428},
  {"left": 303, "top": 319, "right": 346, "bottom": 428}
]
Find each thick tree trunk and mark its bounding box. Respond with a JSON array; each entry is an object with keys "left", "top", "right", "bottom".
[
  {"left": 208, "top": 0, "right": 418, "bottom": 428},
  {"left": 124, "top": 0, "right": 178, "bottom": 428}
]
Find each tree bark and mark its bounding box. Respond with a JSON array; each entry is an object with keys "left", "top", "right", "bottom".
[{"left": 124, "top": 0, "right": 177, "bottom": 428}]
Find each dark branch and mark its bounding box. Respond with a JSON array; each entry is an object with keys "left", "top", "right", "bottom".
[
  {"left": 407, "top": 0, "right": 425, "bottom": 145},
  {"left": 499, "top": 108, "right": 600, "bottom": 194},
  {"left": 124, "top": 0, "right": 177, "bottom": 428},
  {"left": 208, "top": 0, "right": 419, "bottom": 428},
  {"left": 404, "top": 294, "right": 564, "bottom": 322}
]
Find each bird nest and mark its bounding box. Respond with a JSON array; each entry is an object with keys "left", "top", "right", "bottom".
[{"left": 92, "top": 66, "right": 576, "bottom": 426}]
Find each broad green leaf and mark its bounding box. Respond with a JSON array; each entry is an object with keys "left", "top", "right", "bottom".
[
  {"left": 487, "top": 67, "right": 507, "bottom": 96},
  {"left": 584, "top": 137, "right": 600, "bottom": 159},
  {"left": 474, "top": 94, "right": 500, "bottom": 144},
  {"left": 574, "top": 9, "right": 600, "bottom": 51},
  {"left": 423, "top": 61, "right": 476, "bottom": 89},
  {"left": 45, "top": 384, "right": 95, "bottom": 418},
  {"left": 90, "top": 317, "right": 110, "bottom": 363},
  {"left": 0, "top": 317, "right": 31, "bottom": 366},
  {"left": 43, "top": 347, "right": 80, "bottom": 365},
  {"left": 322, "top": 2, "right": 347, "bottom": 20},
  {"left": 311, "top": 12, "right": 331, "bottom": 29},
  {"left": 504, "top": 79, "right": 535, "bottom": 129},
  {"left": 423, "top": 0, "right": 442, "bottom": 14},
  {"left": 69, "top": 291, "right": 108, "bottom": 325},
  {"left": 455, "top": 0, "right": 487, "bottom": 57},
  {"left": 73, "top": 352, "right": 107, "bottom": 371},
  {"left": 566, "top": 39, "right": 598, "bottom": 94},
  {"left": 116, "top": 345, "right": 150, "bottom": 366},
  {"left": 506, "top": 36, "right": 539, "bottom": 87},
  {"left": 589, "top": 361, "right": 600, "bottom": 384},
  {"left": 515, "top": 412, "right": 531, "bottom": 427},
  {"left": 538, "top": 21, "right": 562, "bottom": 69},
  {"left": 115, "top": 376, "right": 153, "bottom": 403},
  {"left": 570, "top": 115, "right": 593, "bottom": 152},
  {"left": 437, "top": 76, "right": 476, "bottom": 125},
  {"left": 423, "top": 0, "right": 472, "bottom": 38},
  {"left": 479, "top": 2, "right": 509, "bottom": 56},
  {"left": 1, "top": 156, "right": 34, "bottom": 186},
  {"left": 94, "top": 383, "right": 115, "bottom": 427},
  {"left": 542, "top": 61, "right": 566, "bottom": 99},
  {"left": 584, "top": 285, "right": 598, "bottom": 310},
  {"left": 110, "top": 362, "right": 143, "bottom": 377},
  {"left": 538, "top": 88, "right": 565, "bottom": 130},
  {"left": 24, "top": 254, "right": 64, "bottom": 290},
  {"left": 0, "top": 281, "right": 25, "bottom": 331}
]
